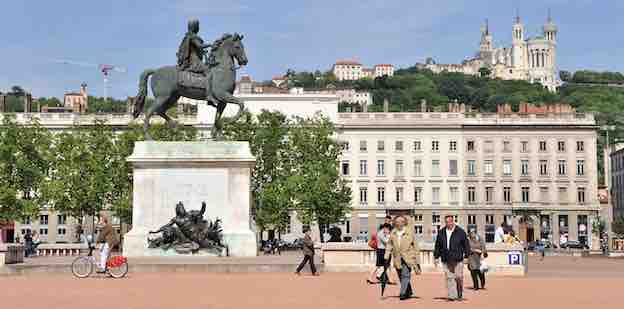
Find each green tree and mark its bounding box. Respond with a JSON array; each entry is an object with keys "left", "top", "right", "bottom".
[
  {"left": 0, "top": 115, "right": 53, "bottom": 221},
  {"left": 225, "top": 110, "right": 292, "bottom": 235},
  {"left": 287, "top": 114, "right": 352, "bottom": 241},
  {"left": 44, "top": 121, "right": 117, "bottom": 228}
]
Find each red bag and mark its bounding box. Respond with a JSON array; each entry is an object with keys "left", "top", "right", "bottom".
[
  {"left": 106, "top": 255, "right": 127, "bottom": 268},
  {"left": 368, "top": 233, "right": 378, "bottom": 249}
]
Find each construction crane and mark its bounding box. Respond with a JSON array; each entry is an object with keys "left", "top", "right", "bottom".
[{"left": 54, "top": 59, "right": 127, "bottom": 101}]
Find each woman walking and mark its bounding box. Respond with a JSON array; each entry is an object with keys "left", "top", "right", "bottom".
[
  {"left": 367, "top": 224, "right": 391, "bottom": 284},
  {"left": 468, "top": 231, "right": 487, "bottom": 290}
]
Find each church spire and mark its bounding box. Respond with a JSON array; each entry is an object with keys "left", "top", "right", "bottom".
[
  {"left": 485, "top": 18, "right": 489, "bottom": 35},
  {"left": 515, "top": 8, "right": 520, "bottom": 24},
  {"left": 547, "top": 8, "right": 552, "bottom": 23}
]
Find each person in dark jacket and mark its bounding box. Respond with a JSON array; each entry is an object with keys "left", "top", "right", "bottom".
[
  {"left": 434, "top": 215, "right": 470, "bottom": 301},
  {"left": 295, "top": 226, "right": 318, "bottom": 276}
]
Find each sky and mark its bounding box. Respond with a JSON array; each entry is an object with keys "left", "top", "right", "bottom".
[{"left": 1, "top": 0, "right": 623, "bottom": 99}]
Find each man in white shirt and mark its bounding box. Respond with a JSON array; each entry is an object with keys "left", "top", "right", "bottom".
[{"left": 495, "top": 223, "right": 505, "bottom": 244}]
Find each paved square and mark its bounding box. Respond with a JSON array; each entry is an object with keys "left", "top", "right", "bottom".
[{"left": 1, "top": 256, "right": 622, "bottom": 309}]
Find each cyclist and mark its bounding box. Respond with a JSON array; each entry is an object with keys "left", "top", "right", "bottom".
[{"left": 95, "top": 214, "right": 118, "bottom": 273}]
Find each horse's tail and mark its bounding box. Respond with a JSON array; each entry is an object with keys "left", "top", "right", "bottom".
[{"left": 133, "top": 69, "right": 156, "bottom": 119}]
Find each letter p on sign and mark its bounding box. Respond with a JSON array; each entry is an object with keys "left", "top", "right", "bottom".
[{"left": 508, "top": 251, "right": 522, "bottom": 265}]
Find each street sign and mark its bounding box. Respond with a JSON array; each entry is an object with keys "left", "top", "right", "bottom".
[{"left": 508, "top": 251, "right": 523, "bottom": 265}]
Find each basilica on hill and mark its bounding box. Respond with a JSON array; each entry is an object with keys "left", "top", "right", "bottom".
[{"left": 418, "top": 12, "right": 560, "bottom": 91}]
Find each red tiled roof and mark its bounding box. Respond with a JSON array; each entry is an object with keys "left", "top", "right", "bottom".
[
  {"left": 240, "top": 75, "right": 252, "bottom": 82},
  {"left": 335, "top": 60, "right": 361, "bottom": 66},
  {"left": 374, "top": 64, "right": 394, "bottom": 67},
  {"left": 272, "top": 76, "right": 286, "bottom": 80}
]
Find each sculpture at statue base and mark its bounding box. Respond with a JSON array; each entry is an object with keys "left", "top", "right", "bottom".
[{"left": 147, "top": 201, "right": 225, "bottom": 255}]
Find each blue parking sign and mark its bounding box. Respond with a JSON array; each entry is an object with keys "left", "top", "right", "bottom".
[{"left": 508, "top": 251, "right": 522, "bottom": 265}]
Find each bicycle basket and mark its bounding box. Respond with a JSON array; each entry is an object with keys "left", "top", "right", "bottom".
[{"left": 106, "top": 256, "right": 127, "bottom": 268}]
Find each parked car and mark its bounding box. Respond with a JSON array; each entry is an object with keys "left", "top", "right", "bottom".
[
  {"left": 527, "top": 240, "right": 557, "bottom": 251},
  {"left": 560, "top": 240, "right": 589, "bottom": 250}
]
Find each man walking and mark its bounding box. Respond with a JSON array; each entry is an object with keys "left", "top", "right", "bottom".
[
  {"left": 295, "top": 227, "right": 319, "bottom": 276},
  {"left": 434, "top": 215, "right": 470, "bottom": 301},
  {"left": 384, "top": 216, "right": 421, "bottom": 300}
]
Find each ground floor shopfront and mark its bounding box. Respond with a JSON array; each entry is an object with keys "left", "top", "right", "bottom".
[{"left": 339, "top": 207, "right": 600, "bottom": 248}]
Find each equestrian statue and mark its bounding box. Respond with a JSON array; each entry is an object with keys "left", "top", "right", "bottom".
[{"left": 132, "top": 19, "right": 248, "bottom": 140}]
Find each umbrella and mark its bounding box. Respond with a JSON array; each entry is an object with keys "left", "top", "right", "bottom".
[{"left": 379, "top": 263, "right": 390, "bottom": 297}]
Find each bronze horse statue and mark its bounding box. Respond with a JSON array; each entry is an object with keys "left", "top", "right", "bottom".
[{"left": 132, "top": 33, "right": 248, "bottom": 140}]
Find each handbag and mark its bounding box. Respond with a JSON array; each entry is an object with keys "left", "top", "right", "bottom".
[
  {"left": 368, "top": 234, "right": 378, "bottom": 249},
  {"left": 479, "top": 260, "right": 489, "bottom": 273}
]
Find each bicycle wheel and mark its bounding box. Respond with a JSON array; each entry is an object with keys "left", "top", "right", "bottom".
[
  {"left": 107, "top": 258, "right": 128, "bottom": 279},
  {"left": 71, "top": 256, "right": 93, "bottom": 278}
]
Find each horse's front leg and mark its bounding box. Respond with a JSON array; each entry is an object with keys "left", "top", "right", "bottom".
[{"left": 220, "top": 93, "right": 245, "bottom": 123}]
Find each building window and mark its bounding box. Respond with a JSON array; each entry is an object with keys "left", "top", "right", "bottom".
[
  {"left": 377, "top": 140, "right": 385, "bottom": 152},
  {"left": 39, "top": 228, "right": 48, "bottom": 235},
  {"left": 467, "top": 140, "right": 475, "bottom": 152},
  {"left": 484, "top": 160, "right": 494, "bottom": 176},
  {"left": 341, "top": 141, "right": 350, "bottom": 152},
  {"left": 540, "top": 187, "right": 549, "bottom": 203},
  {"left": 558, "top": 160, "right": 567, "bottom": 176},
  {"left": 484, "top": 140, "right": 494, "bottom": 153},
  {"left": 503, "top": 187, "right": 511, "bottom": 203},
  {"left": 503, "top": 141, "right": 511, "bottom": 152},
  {"left": 431, "top": 140, "right": 439, "bottom": 152},
  {"left": 539, "top": 140, "right": 547, "bottom": 152},
  {"left": 359, "top": 187, "right": 368, "bottom": 204},
  {"left": 503, "top": 160, "right": 512, "bottom": 176},
  {"left": 576, "top": 141, "right": 585, "bottom": 152},
  {"left": 449, "top": 160, "right": 458, "bottom": 176},
  {"left": 522, "top": 187, "right": 530, "bottom": 203},
  {"left": 431, "top": 160, "right": 440, "bottom": 176},
  {"left": 396, "top": 187, "right": 403, "bottom": 202},
  {"left": 468, "top": 215, "right": 477, "bottom": 225},
  {"left": 521, "top": 141, "right": 529, "bottom": 153},
  {"left": 57, "top": 214, "right": 67, "bottom": 225},
  {"left": 58, "top": 228, "right": 67, "bottom": 236},
  {"left": 359, "top": 140, "right": 367, "bottom": 152},
  {"left": 521, "top": 160, "right": 529, "bottom": 176},
  {"left": 395, "top": 140, "right": 403, "bottom": 152},
  {"left": 559, "top": 187, "right": 568, "bottom": 204},
  {"left": 558, "top": 141, "right": 566, "bottom": 152},
  {"left": 414, "top": 225, "right": 423, "bottom": 235},
  {"left": 485, "top": 187, "right": 494, "bottom": 203},
  {"left": 414, "top": 160, "right": 422, "bottom": 177},
  {"left": 485, "top": 222, "right": 495, "bottom": 243},
  {"left": 432, "top": 215, "right": 441, "bottom": 224},
  {"left": 414, "top": 214, "right": 423, "bottom": 222},
  {"left": 341, "top": 161, "right": 350, "bottom": 176},
  {"left": 414, "top": 187, "right": 423, "bottom": 203},
  {"left": 486, "top": 215, "right": 495, "bottom": 225},
  {"left": 413, "top": 140, "right": 422, "bottom": 152},
  {"left": 40, "top": 215, "right": 48, "bottom": 225},
  {"left": 449, "top": 141, "right": 457, "bottom": 152},
  {"left": 359, "top": 160, "right": 367, "bottom": 176},
  {"left": 539, "top": 160, "right": 548, "bottom": 176},
  {"left": 467, "top": 160, "right": 476, "bottom": 176},
  {"left": 577, "top": 187, "right": 586, "bottom": 204},
  {"left": 377, "top": 160, "right": 385, "bottom": 176},
  {"left": 467, "top": 187, "right": 476, "bottom": 203},
  {"left": 395, "top": 160, "right": 404, "bottom": 176},
  {"left": 577, "top": 160, "right": 585, "bottom": 176},
  {"left": 377, "top": 187, "right": 385, "bottom": 203},
  {"left": 450, "top": 187, "right": 459, "bottom": 202},
  {"left": 432, "top": 187, "right": 440, "bottom": 204}
]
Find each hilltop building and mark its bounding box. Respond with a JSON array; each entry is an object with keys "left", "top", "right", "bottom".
[{"left": 418, "top": 13, "right": 560, "bottom": 91}]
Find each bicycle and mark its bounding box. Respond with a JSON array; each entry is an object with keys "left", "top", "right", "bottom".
[{"left": 71, "top": 238, "right": 128, "bottom": 279}]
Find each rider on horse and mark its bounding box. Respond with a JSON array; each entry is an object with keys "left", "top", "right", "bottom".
[{"left": 176, "top": 19, "right": 211, "bottom": 75}]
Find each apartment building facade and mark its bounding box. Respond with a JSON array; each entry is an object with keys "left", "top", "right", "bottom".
[{"left": 330, "top": 110, "right": 600, "bottom": 247}]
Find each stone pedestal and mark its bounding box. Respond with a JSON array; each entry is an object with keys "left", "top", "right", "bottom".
[{"left": 123, "top": 141, "right": 257, "bottom": 257}]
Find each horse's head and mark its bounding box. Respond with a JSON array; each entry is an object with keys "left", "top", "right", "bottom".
[{"left": 224, "top": 33, "right": 248, "bottom": 66}]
